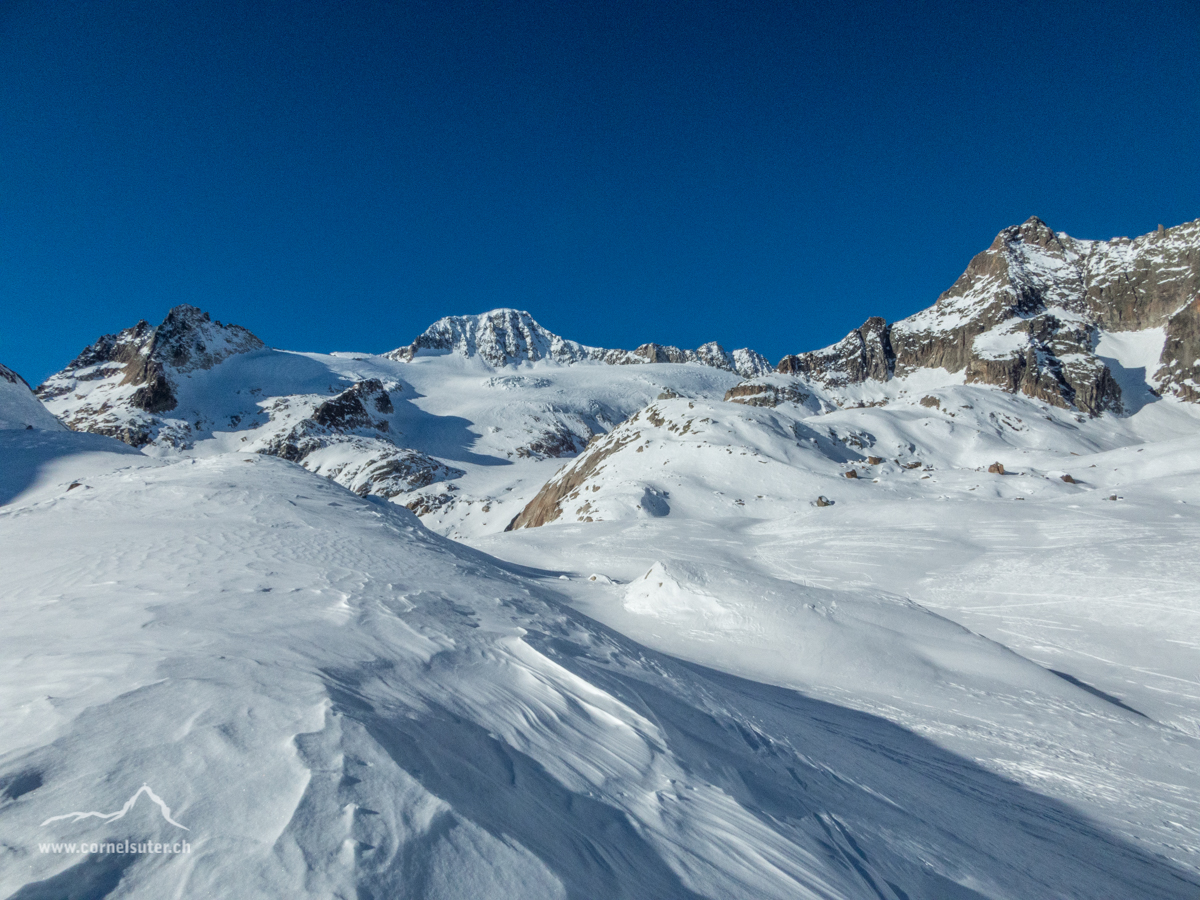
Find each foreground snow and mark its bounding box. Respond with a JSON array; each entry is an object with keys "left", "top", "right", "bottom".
[{"left": 2, "top": 439, "right": 1197, "bottom": 898}]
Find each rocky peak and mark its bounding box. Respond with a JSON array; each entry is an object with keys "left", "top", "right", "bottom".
[
  {"left": 141, "top": 305, "right": 264, "bottom": 375},
  {"left": 1012, "top": 216, "right": 1064, "bottom": 252},
  {"left": 773, "top": 217, "right": 1200, "bottom": 414},
  {"left": 387, "top": 309, "right": 599, "bottom": 367},
  {"left": 39, "top": 305, "right": 264, "bottom": 415}
]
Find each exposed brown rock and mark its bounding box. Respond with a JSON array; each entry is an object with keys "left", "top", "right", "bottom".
[
  {"left": 1157, "top": 297, "right": 1200, "bottom": 401},
  {"left": 814, "top": 496, "right": 834, "bottom": 507},
  {"left": 723, "top": 380, "right": 811, "bottom": 408},
  {"left": 778, "top": 316, "right": 892, "bottom": 385},
  {"left": 843, "top": 470, "right": 858, "bottom": 479},
  {"left": 507, "top": 423, "right": 643, "bottom": 529},
  {"left": 1061, "top": 474, "right": 1077, "bottom": 484},
  {"left": 988, "top": 462, "right": 1005, "bottom": 474}
]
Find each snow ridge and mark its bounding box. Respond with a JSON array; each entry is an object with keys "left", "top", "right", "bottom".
[{"left": 0, "top": 363, "right": 66, "bottom": 431}]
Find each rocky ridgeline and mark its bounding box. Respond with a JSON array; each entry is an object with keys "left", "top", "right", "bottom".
[
  {"left": 386, "top": 308, "right": 772, "bottom": 378},
  {"left": 34, "top": 310, "right": 459, "bottom": 498},
  {"left": 776, "top": 218, "right": 1200, "bottom": 412}
]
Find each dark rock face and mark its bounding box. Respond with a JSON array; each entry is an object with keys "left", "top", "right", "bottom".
[
  {"left": 515, "top": 425, "right": 591, "bottom": 460},
  {"left": 1158, "top": 298, "right": 1200, "bottom": 402},
  {"left": 311, "top": 379, "right": 394, "bottom": 431},
  {"left": 723, "top": 380, "right": 811, "bottom": 408},
  {"left": 779, "top": 317, "right": 893, "bottom": 385},
  {"left": 773, "top": 217, "right": 1200, "bottom": 413}
]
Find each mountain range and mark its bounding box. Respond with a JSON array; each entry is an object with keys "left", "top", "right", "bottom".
[{"left": 3, "top": 217, "right": 1200, "bottom": 899}]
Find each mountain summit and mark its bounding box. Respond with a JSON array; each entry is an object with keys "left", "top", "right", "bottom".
[
  {"left": 387, "top": 308, "right": 772, "bottom": 377},
  {"left": 777, "top": 217, "right": 1200, "bottom": 412},
  {"left": 38, "top": 305, "right": 263, "bottom": 444}
]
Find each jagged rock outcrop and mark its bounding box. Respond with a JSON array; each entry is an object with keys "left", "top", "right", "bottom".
[
  {"left": 778, "top": 317, "right": 893, "bottom": 385},
  {"left": 724, "top": 379, "right": 812, "bottom": 408},
  {"left": 257, "top": 379, "right": 462, "bottom": 497},
  {"left": 386, "top": 309, "right": 771, "bottom": 377},
  {"left": 627, "top": 340, "right": 771, "bottom": 377},
  {"left": 260, "top": 380, "right": 394, "bottom": 462},
  {"left": 774, "top": 218, "right": 1200, "bottom": 414},
  {"left": 311, "top": 379, "right": 394, "bottom": 431},
  {"left": 513, "top": 423, "right": 591, "bottom": 459},
  {"left": 37, "top": 305, "right": 265, "bottom": 444}
]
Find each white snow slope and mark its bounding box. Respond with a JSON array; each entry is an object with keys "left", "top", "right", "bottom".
[
  {"left": 5, "top": 299, "right": 1200, "bottom": 894},
  {"left": 1, "top": 433, "right": 1197, "bottom": 900}
]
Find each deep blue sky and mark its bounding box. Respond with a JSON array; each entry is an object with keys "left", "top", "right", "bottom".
[{"left": 3, "top": 0, "right": 1198, "bottom": 384}]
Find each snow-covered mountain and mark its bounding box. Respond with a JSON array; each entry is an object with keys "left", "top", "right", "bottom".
[
  {"left": 5, "top": 215, "right": 1200, "bottom": 898},
  {"left": 778, "top": 217, "right": 1200, "bottom": 410},
  {"left": 386, "top": 307, "right": 773, "bottom": 376},
  {"left": 37, "top": 305, "right": 263, "bottom": 444}
]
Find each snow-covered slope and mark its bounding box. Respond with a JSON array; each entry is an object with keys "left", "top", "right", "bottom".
[
  {"left": 2, "top": 448, "right": 1196, "bottom": 899},
  {"left": 0, "top": 364, "right": 64, "bottom": 432}
]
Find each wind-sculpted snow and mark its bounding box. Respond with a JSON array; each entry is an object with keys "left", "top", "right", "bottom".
[{"left": 1, "top": 451, "right": 1196, "bottom": 898}]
